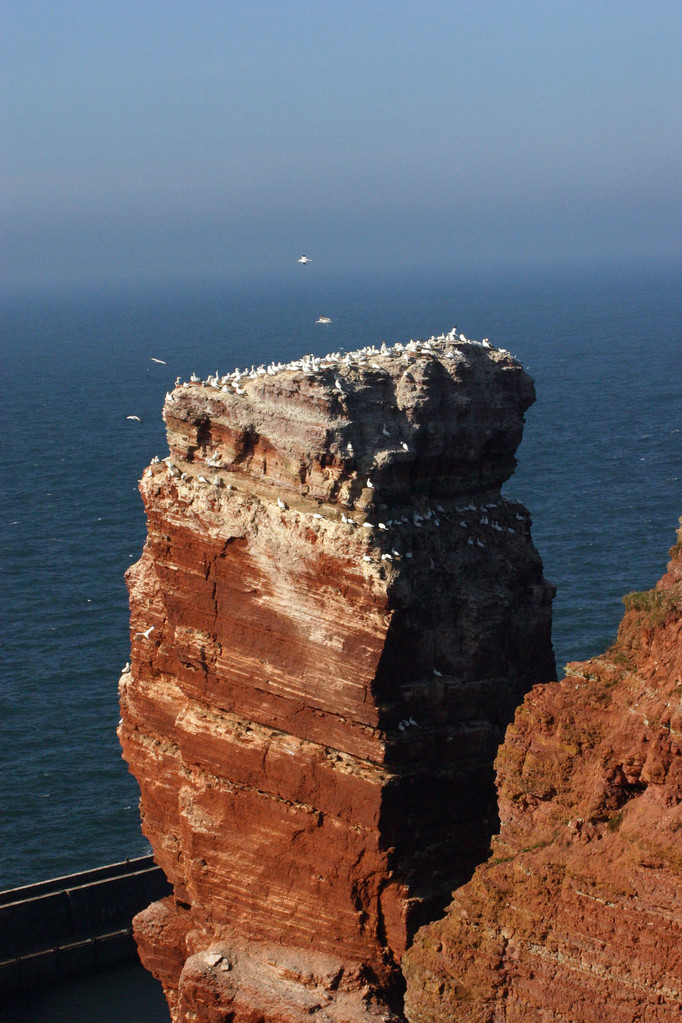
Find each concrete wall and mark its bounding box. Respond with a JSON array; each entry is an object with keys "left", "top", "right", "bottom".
[{"left": 0, "top": 856, "right": 171, "bottom": 992}]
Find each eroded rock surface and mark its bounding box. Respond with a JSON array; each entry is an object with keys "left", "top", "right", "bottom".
[
  {"left": 119, "top": 330, "right": 555, "bottom": 1022},
  {"left": 403, "top": 524, "right": 682, "bottom": 1023}
]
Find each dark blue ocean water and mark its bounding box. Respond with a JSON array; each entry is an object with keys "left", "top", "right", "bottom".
[{"left": 1, "top": 262, "right": 680, "bottom": 1017}]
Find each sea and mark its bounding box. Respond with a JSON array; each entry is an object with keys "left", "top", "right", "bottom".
[{"left": 1, "top": 261, "right": 680, "bottom": 1020}]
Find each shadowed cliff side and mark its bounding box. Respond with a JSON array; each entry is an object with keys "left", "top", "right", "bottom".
[
  {"left": 118, "top": 330, "right": 555, "bottom": 1023},
  {"left": 403, "top": 520, "right": 682, "bottom": 1023}
]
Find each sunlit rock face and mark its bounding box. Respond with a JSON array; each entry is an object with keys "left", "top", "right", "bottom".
[
  {"left": 119, "top": 330, "right": 555, "bottom": 1023},
  {"left": 403, "top": 522, "right": 682, "bottom": 1023}
]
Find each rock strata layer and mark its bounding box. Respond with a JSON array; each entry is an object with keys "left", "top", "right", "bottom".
[
  {"left": 119, "top": 329, "right": 555, "bottom": 1022},
  {"left": 403, "top": 523, "right": 682, "bottom": 1022}
]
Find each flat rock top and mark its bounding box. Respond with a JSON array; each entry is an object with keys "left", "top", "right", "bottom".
[
  {"left": 170, "top": 329, "right": 525, "bottom": 422},
  {"left": 162, "top": 328, "right": 534, "bottom": 505}
]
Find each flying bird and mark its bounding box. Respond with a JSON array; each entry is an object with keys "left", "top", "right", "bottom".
[
  {"left": 150, "top": 358, "right": 166, "bottom": 364},
  {"left": 134, "top": 626, "right": 155, "bottom": 639},
  {"left": 298, "top": 255, "right": 311, "bottom": 264},
  {"left": 316, "top": 316, "right": 333, "bottom": 324},
  {"left": 126, "top": 415, "right": 142, "bottom": 422}
]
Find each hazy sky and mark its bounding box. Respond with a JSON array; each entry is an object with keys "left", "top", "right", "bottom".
[{"left": 2, "top": 1, "right": 681, "bottom": 293}]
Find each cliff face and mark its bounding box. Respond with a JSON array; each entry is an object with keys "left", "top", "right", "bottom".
[
  {"left": 118, "top": 330, "right": 555, "bottom": 1022},
  {"left": 403, "top": 526, "right": 682, "bottom": 1022}
]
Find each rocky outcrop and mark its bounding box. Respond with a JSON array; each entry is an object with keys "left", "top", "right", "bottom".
[
  {"left": 118, "top": 330, "right": 555, "bottom": 1022},
  {"left": 403, "top": 524, "right": 682, "bottom": 1022}
]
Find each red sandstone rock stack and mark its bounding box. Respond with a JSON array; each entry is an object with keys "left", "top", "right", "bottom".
[
  {"left": 118, "top": 331, "right": 555, "bottom": 1022},
  {"left": 403, "top": 522, "right": 682, "bottom": 1022}
]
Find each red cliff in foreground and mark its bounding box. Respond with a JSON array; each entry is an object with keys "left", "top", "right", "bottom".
[
  {"left": 118, "top": 330, "right": 555, "bottom": 1022},
  {"left": 404, "top": 523, "right": 682, "bottom": 1022}
]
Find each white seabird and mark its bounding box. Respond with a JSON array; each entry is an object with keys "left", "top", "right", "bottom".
[
  {"left": 316, "top": 316, "right": 333, "bottom": 324},
  {"left": 126, "top": 415, "right": 142, "bottom": 422},
  {"left": 134, "top": 625, "right": 155, "bottom": 640},
  {"left": 150, "top": 358, "right": 166, "bottom": 364},
  {"left": 298, "top": 255, "right": 311, "bottom": 264}
]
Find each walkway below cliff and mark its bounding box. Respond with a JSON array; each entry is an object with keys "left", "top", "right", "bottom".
[{"left": 0, "top": 855, "right": 171, "bottom": 993}]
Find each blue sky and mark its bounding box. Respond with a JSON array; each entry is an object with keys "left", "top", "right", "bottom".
[{"left": 2, "top": 1, "right": 681, "bottom": 293}]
